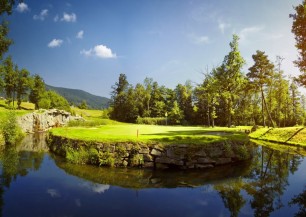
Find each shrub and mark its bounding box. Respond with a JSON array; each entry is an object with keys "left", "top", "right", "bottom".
[
  {"left": 98, "top": 151, "right": 115, "bottom": 167},
  {"left": 66, "top": 147, "right": 89, "bottom": 164},
  {"left": 1, "top": 110, "right": 24, "bottom": 145},
  {"left": 136, "top": 117, "right": 166, "bottom": 125}
]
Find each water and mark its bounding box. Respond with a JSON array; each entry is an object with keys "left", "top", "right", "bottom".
[{"left": 0, "top": 134, "right": 306, "bottom": 217}]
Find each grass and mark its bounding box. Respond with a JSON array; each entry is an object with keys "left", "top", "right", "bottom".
[
  {"left": 50, "top": 124, "right": 250, "bottom": 145},
  {"left": 249, "top": 127, "right": 306, "bottom": 147},
  {"left": 71, "top": 107, "right": 107, "bottom": 121},
  {"left": 0, "top": 100, "right": 34, "bottom": 122}
]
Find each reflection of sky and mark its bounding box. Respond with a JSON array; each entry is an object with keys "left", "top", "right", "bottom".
[
  {"left": 46, "top": 188, "right": 61, "bottom": 198},
  {"left": 80, "top": 182, "right": 110, "bottom": 194}
]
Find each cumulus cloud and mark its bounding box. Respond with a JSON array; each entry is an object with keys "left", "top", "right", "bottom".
[
  {"left": 16, "top": 2, "right": 29, "bottom": 13},
  {"left": 76, "top": 30, "right": 84, "bottom": 39},
  {"left": 61, "top": 12, "right": 77, "bottom": 22},
  {"left": 48, "top": 39, "right": 63, "bottom": 48},
  {"left": 33, "top": 9, "right": 48, "bottom": 21},
  {"left": 81, "top": 44, "right": 117, "bottom": 59}
]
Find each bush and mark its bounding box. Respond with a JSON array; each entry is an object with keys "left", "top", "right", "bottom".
[
  {"left": 66, "top": 147, "right": 89, "bottom": 164},
  {"left": 1, "top": 110, "right": 24, "bottom": 145},
  {"left": 136, "top": 117, "right": 166, "bottom": 125}
]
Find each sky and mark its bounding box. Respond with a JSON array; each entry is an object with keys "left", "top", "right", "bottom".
[{"left": 4, "top": 0, "right": 305, "bottom": 97}]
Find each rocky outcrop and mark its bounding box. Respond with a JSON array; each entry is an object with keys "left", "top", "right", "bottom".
[
  {"left": 48, "top": 134, "right": 254, "bottom": 170},
  {"left": 18, "top": 109, "right": 83, "bottom": 133}
]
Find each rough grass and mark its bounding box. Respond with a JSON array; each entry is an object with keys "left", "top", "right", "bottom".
[
  {"left": 50, "top": 125, "right": 250, "bottom": 145},
  {"left": 249, "top": 127, "right": 306, "bottom": 147}
]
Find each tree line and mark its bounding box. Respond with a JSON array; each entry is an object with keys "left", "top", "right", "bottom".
[
  {"left": 110, "top": 35, "right": 306, "bottom": 127},
  {"left": 0, "top": 56, "right": 70, "bottom": 111}
]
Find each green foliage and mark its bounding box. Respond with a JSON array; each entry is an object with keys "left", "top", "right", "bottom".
[
  {"left": 236, "top": 145, "right": 249, "bottom": 160},
  {"left": 136, "top": 117, "right": 166, "bottom": 125},
  {"left": 292, "top": 0, "right": 306, "bottom": 85},
  {"left": 65, "top": 147, "right": 89, "bottom": 164},
  {"left": 78, "top": 100, "right": 88, "bottom": 109},
  {"left": 98, "top": 151, "right": 115, "bottom": 167},
  {"left": 169, "top": 101, "right": 184, "bottom": 125},
  {"left": 29, "top": 74, "right": 46, "bottom": 110},
  {"left": 47, "top": 90, "right": 71, "bottom": 112},
  {"left": 1, "top": 109, "right": 24, "bottom": 145},
  {"left": 88, "top": 148, "right": 99, "bottom": 164}
]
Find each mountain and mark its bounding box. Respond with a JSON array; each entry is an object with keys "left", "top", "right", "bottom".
[{"left": 46, "top": 84, "right": 110, "bottom": 109}]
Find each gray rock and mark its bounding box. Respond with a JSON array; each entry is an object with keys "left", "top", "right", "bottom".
[
  {"left": 195, "top": 164, "right": 214, "bottom": 169},
  {"left": 151, "top": 149, "right": 162, "bottom": 156},
  {"left": 215, "top": 158, "right": 232, "bottom": 165},
  {"left": 196, "top": 158, "right": 216, "bottom": 164}
]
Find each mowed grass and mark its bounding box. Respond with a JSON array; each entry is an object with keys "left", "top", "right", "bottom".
[
  {"left": 50, "top": 124, "right": 250, "bottom": 145},
  {"left": 249, "top": 127, "right": 306, "bottom": 146}
]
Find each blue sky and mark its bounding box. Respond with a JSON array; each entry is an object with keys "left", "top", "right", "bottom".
[{"left": 6, "top": 0, "right": 303, "bottom": 97}]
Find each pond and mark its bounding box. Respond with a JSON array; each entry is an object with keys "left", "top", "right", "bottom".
[{"left": 0, "top": 134, "right": 306, "bottom": 217}]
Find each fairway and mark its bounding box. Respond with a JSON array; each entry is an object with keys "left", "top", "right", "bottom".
[{"left": 50, "top": 124, "right": 250, "bottom": 145}]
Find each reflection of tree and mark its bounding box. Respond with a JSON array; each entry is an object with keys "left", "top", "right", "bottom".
[
  {"left": 0, "top": 142, "right": 45, "bottom": 217},
  {"left": 214, "top": 145, "right": 304, "bottom": 217},
  {"left": 290, "top": 187, "right": 306, "bottom": 217},
  {"left": 215, "top": 179, "right": 246, "bottom": 217},
  {"left": 244, "top": 146, "right": 302, "bottom": 217}
]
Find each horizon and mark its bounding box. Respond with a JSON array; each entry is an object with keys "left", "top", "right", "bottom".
[{"left": 6, "top": 0, "right": 306, "bottom": 97}]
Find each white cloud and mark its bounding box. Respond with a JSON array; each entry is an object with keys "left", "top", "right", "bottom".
[
  {"left": 76, "top": 30, "right": 84, "bottom": 39},
  {"left": 48, "top": 39, "right": 63, "bottom": 48},
  {"left": 33, "top": 9, "right": 48, "bottom": 21},
  {"left": 189, "top": 34, "right": 210, "bottom": 45},
  {"left": 218, "top": 20, "right": 231, "bottom": 34},
  {"left": 81, "top": 44, "right": 117, "bottom": 59},
  {"left": 61, "top": 12, "right": 77, "bottom": 22},
  {"left": 54, "top": 15, "right": 59, "bottom": 22},
  {"left": 16, "top": 2, "right": 29, "bottom": 13},
  {"left": 238, "top": 26, "right": 264, "bottom": 42}
]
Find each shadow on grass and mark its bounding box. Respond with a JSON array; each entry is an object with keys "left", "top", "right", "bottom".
[{"left": 141, "top": 129, "right": 247, "bottom": 145}]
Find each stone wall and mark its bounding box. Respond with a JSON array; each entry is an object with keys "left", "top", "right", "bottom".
[
  {"left": 18, "top": 109, "right": 83, "bottom": 133},
  {"left": 48, "top": 134, "right": 254, "bottom": 170}
]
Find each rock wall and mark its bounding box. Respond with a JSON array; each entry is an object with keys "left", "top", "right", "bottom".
[
  {"left": 48, "top": 134, "right": 254, "bottom": 170},
  {"left": 18, "top": 109, "right": 83, "bottom": 133}
]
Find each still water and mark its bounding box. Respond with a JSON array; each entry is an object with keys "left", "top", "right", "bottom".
[{"left": 0, "top": 134, "right": 306, "bottom": 217}]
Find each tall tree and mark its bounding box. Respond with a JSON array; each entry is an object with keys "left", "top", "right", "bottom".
[
  {"left": 213, "top": 34, "right": 245, "bottom": 127},
  {"left": 110, "top": 73, "right": 130, "bottom": 122},
  {"left": 291, "top": 0, "right": 306, "bottom": 86},
  {"left": 16, "top": 68, "right": 30, "bottom": 109},
  {"left": 29, "top": 74, "right": 46, "bottom": 110},
  {"left": 2, "top": 56, "right": 17, "bottom": 106},
  {"left": 247, "top": 50, "right": 275, "bottom": 127},
  {"left": 0, "top": 0, "right": 15, "bottom": 59}
]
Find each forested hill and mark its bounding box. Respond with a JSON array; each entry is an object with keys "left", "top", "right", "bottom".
[{"left": 46, "top": 84, "right": 110, "bottom": 109}]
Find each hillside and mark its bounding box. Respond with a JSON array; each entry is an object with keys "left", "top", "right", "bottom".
[{"left": 46, "top": 84, "right": 110, "bottom": 109}]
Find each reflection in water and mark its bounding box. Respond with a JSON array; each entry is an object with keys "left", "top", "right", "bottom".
[
  {"left": 290, "top": 187, "right": 306, "bottom": 217},
  {"left": 0, "top": 135, "right": 306, "bottom": 217}
]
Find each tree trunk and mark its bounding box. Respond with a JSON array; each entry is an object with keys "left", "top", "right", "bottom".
[
  {"left": 207, "top": 101, "right": 210, "bottom": 127},
  {"left": 261, "top": 86, "right": 275, "bottom": 127},
  {"left": 261, "top": 94, "right": 266, "bottom": 127}
]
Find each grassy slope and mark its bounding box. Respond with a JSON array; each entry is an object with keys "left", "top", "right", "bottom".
[{"left": 249, "top": 127, "right": 306, "bottom": 147}]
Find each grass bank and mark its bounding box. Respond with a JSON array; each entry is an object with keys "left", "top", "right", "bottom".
[
  {"left": 50, "top": 124, "right": 251, "bottom": 145},
  {"left": 249, "top": 127, "right": 306, "bottom": 147}
]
